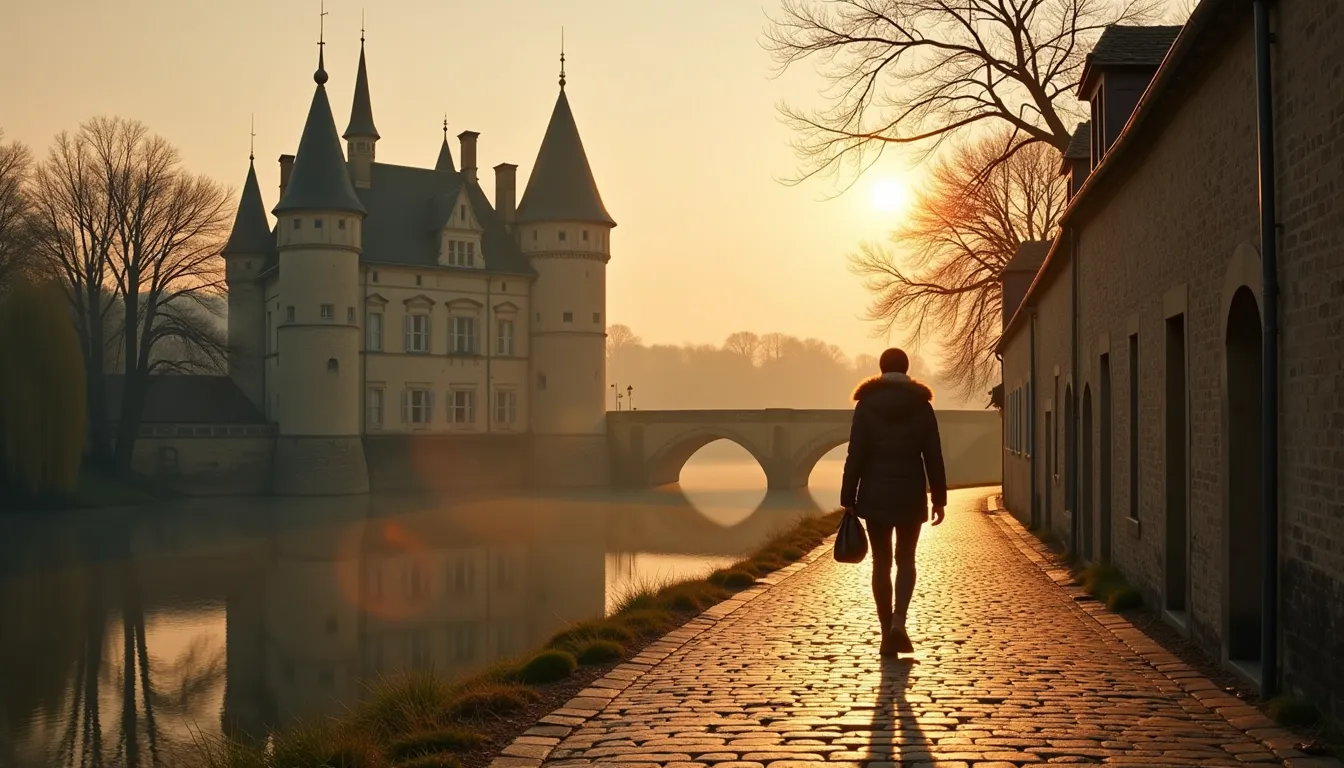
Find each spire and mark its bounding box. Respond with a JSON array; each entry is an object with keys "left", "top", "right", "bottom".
[
  {"left": 274, "top": 42, "right": 366, "bottom": 215},
  {"left": 435, "top": 116, "right": 455, "bottom": 172},
  {"left": 516, "top": 83, "right": 614, "bottom": 226},
  {"left": 224, "top": 156, "right": 275, "bottom": 256},
  {"left": 343, "top": 33, "right": 379, "bottom": 140},
  {"left": 559, "top": 28, "right": 566, "bottom": 90}
]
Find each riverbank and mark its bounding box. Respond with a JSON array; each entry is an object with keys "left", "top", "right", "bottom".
[
  {"left": 0, "top": 466, "right": 164, "bottom": 512},
  {"left": 187, "top": 508, "right": 846, "bottom": 768}
]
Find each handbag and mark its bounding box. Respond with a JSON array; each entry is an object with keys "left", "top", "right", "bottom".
[{"left": 833, "top": 509, "right": 869, "bottom": 563}]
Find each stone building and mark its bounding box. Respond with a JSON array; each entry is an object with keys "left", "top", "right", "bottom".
[
  {"left": 220, "top": 37, "right": 616, "bottom": 494},
  {"left": 997, "top": 0, "right": 1343, "bottom": 716}
]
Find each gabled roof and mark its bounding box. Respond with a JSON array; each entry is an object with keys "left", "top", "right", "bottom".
[
  {"left": 343, "top": 41, "right": 379, "bottom": 140},
  {"left": 354, "top": 162, "right": 534, "bottom": 275},
  {"left": 1064, "top": 123, "right": 1091, "bottom": 160},
  {"left": 105, "top": 375, "right": 268, "bottom": 425},
  {"left": 1078, "top": 25, "right": 1182, "bottom": 98},
  {"left": 274, "top": 52, "right": 366, "bottom": 216},
  {"left": 516, "top": 89, "right": 615, "bottom": 226},
  {"left": 1001, "top": 241, "right": 1052, "bottom": 275},
  {"left": 223, "top": 159, "right": 277, "bottom": 257}
]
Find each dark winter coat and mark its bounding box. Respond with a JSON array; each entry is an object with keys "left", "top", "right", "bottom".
[{"left": 840, "top": 373, "right": 948, "bottom": 526}]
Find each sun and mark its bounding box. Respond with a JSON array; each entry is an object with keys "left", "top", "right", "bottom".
[{"left": 869, "top": 176, "right": 911, "bottom": 214}]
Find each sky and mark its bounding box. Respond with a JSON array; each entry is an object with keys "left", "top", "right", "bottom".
[{"left": 1, "top": 0, "right": 1187, "bottom": 367}]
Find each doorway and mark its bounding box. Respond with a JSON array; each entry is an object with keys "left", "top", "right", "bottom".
[
  {"left": 1165, "top": 314, "right": 1189, "bottom": 614},
  {"left": 1225, "top": 287, "right": 1264, "bottom": 662},
  {"left": 1099, "top": 354, "right": 1113, "bottom": 563},
  {"left": 1082, "top": 386, "right": 1094, "bottom": 563}
]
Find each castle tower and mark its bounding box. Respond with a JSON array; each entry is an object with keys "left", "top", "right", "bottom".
[
  {"left": 516, "top": 53, "right": 616, "bottom": 487},
  {"left": 222, "top": 152, "right": 272, "bottom": 409},
  {"left": 270, "top": 47, "right": 370, "bottom": 495},
  {"left": 342, "top": 32, "right": 378, "bottom": 188}
]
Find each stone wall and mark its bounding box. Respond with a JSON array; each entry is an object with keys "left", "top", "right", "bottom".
[
  {"left": 1029, "top": 257, "right": 1075, "bottom": 544},
  {"left": 130, "top": 426, "right": 275, "bottom": 496},
  {"left": 1000, "top": 321, "right": 1032, "bottom": 524},
  {"left": 364, "top": 433, "right": 530, "bottom": 492},
  {"left": 272, "top": 436, "right": 370, "bottom": 495}
]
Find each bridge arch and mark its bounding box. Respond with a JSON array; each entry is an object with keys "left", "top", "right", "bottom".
[
  {"left": 643, "top": 427, "right": 773, "bottom": 488},
  {"left": 786, "top": 428, "right": 851, "bottom": 488}
]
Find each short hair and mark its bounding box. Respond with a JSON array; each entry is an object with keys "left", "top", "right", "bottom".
[{"left": 879, "top": 347, "right": 910, "bottom": 374}]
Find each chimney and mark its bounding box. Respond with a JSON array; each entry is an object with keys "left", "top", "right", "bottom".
[
  {"left": 494, "top": 163, "right": 517, "bottom": 229},
  {"left": 457, "top": 130, "right": 479, "bottom": 183},
  {"left": 278, "top": 154, "right": 295, "bottom": 197}
]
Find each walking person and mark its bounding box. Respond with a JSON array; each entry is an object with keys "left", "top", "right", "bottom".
[{"left": 840, "top": 348, "right": 947, "bottom": 656}]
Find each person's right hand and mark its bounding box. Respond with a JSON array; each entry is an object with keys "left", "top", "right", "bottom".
[{"left": 931, "top": 505, "right": 946, "bottom": 526}]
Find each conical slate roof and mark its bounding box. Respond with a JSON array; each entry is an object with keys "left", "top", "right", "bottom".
[
  {"left": 435, "top": 137, "right": 455, "bottom": 172},
  {"left": 274, "top": 52, "right": 366, "bottom": 216},
  {"left": 223, "top": 159, "right": 275, "bottom": 256},
  {"left": 343, "top": 42, "right": 379, "bottom": 140},
  {"left": 516, "top": 89, "right": 614, "bottom": 226}
]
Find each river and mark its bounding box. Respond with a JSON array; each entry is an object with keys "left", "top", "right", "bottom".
[{"left": 0, "top": 453, "right": 850, "bottom": 767}]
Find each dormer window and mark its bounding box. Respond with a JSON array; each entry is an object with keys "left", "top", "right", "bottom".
[
  {"left": 460, "top": 205, "right": 466, "bottom": 221},
  {"left": 446, "top": 240, "right": 477, "bottom": 268},
  {"left": 314, "top": 218, "right": 324, "bottom": 229}
]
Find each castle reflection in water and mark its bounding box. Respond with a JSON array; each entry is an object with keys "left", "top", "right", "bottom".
[{"left": 0, "top": 462, "right": 835, "bottom": 768}]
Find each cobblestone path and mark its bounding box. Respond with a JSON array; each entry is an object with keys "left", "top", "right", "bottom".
[{"left": 503, "top": 489, "right": 1330, "bottom": 768}]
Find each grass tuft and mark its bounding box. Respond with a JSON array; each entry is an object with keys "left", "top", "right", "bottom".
[
  {"left": 707, "top": 568, "right": 757, "bottom": 589},
  {"left": 1268, "top": 696, "right": 1322, "bottom": 728},
  {"left": 610, "top": 609, "right": 675, "bottom": 637},
  {"left": 547, "top": 620, "right": 634, "bottom": 652},
  {"left": 271, "top": 720, "right": 385, "bottom": 768},
  {"left": 575, "top": 639, "right": 625, "bottom": 665},
  {"left": 352, "top": 670, "right": 457, "bottom": 742},
  {"left": 612, "top": 574, "right": 672, "bottom": 615},
  {"left": 514, "top": 650, "right": 577, "bottom": 684},
  {"left": 387, "top": 728, "right": 485, "bottom": 761},
  {"left": 657, "top": 581, "right": 730, "bottom": 613},
  {"left": 445, "top": 683, "right": 540, "bottom": 721}
]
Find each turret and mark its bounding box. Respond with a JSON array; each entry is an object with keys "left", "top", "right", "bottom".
[
  {"left": 270, "top": 44, "right": 370, "bottom": 495},
  {"left": 342, "top": 33, "right": 379, "bottom": 188},
  {"left": 222, "top": 152, "right": 272, "bottom": 409},
  {"left": 434, "top": 119, "right": 455, "bottom": 173},
  {"left": 516, "top": 49, "right": 615, "bottom": 487}
]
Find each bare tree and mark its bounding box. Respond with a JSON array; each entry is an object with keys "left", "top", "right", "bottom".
[
  {"left": 763, "top": 0, "right": 1158, "bottom": 186},
  {"left": 1165, "top": 0, "right": 1199, "bottom": 23},
  {"left": 850, "top": 130, "right": 1066, "bottom": 401},
  {"left": 0, "top": 130, "right": 37, "bottom": 291},
  {"left": 606, "top": 323, "right": 643, "bottom": 360},
  {"left": 758, "top": 332, "right": 791, "bottom": 364},
  {"left": 723, "top": 331, "right": 762, "bottom": 366},
  {"left": 31, "top": 117, "right": 232, "bottom": 472}
]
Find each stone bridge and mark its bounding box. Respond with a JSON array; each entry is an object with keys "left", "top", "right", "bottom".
[{"left": 608, "top": 408, "right": 1002, "bottom": 490}]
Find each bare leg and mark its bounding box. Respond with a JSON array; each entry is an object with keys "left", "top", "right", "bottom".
[
  {"left": 866, "top": 522, "right": 895, "bottom": 642},
  {"left": 893, "top": 522, "right": 923, "bottom": 627}
]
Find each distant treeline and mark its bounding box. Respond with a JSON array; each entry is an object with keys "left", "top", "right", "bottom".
[{"left": 605, "top": 326, "right": 971, "bottom": 412}]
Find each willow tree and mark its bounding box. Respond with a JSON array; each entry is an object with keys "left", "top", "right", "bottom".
[
  {"left": 0, "top": 278, "right": 87, "bottom": 501},
  {"left": 850, "top": 132, "right": 1065, "bottom": 400}
]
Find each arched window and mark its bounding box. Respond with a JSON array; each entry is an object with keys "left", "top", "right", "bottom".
[{"left": 327, "top": 358, "right": 339, "bottom": 373}]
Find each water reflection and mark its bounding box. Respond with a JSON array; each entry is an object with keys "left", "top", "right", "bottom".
[{"left": 0, "top": 459, "right": 841, "bottom": 767}]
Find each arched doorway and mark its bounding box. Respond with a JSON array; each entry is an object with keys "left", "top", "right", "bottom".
[
  {"left": 1082, "top": 386, "right": 1094, "bottom": 563},
  {"left": 1225, "top": 286, "right": 1264, "bottom": 663},
  {"left": 1064, "top": 384, "right": 1076, "bottom": 551}
]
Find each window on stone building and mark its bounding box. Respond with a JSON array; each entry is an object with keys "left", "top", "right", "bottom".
[
  {"left": 450, "top": 315, "right": 478, "bottom": 354},
  {"left": 562, "top": 311, "right": 573, "bottom": 323},
  {"left": 266, "top": 312, "right": 273, "bottom": 353},
  {"left": 367, "top": 388, "right": 384, "bottom": 427},
  {"left": 372, "top": 270, "right": 380, "bottom": 283},
  {"left": 558, "top": 230, "right": 567, "bottom": 242},
  {"left": 460, "top": 204, "right": 467, "bottom": 221},
  {"left": 404, "top": 388, "right": 433, "bottom": 425},
  {"left": 582, "top": 230, "right": 589, "bottom": 241},
  {"left": 338, "top": 219, "right": 346, "bottom": 230},
  {"left": 415, "top": 275, "right": 423, "bottom": 286},
  {"left": 1026, "top": 382, "right": 1032, "bottom": 457},
  {"left": 532, "top": 229, "right": 538, "bottom": 241},
  {"left": 496, "top": 318, "right": 515, "bottom": 356},
  {"left": 406, "top": 314, "right": 430, "bottom": 353},
  {"left": 326, "top": 357, "right": 338, "bottom": 373},
  {"left": 321, "top": 303, "right": 333, "bottom": 320},
  {"left": 347, "top": 306, "right": 355, "bottom": 323},
  {"left": 593, "top": 312, "right": 601, "bottom": 324},
  {"left": 495, "top": 389, "right": 517, "bottom": 426},
  {"left": 314, "top": 218, "right": 323, "bottom": 229},
  {"left": 286, "top": 305, "right": 295, "bottom": 323},
  {"left": 446, "top": 240, "right": 477, "bottom": 268},
  {"left": 293, "top": 218, "right": 301, "bottom": 229},
  {"left": 367, "top": 311, "right": 383, "bottom": 351},
  {"left": 450, "top": 389, "right": 476, "bottom": 425}
]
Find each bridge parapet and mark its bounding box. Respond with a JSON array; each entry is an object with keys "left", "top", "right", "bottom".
[{"left": 608, "top": 408, "right": 1001, "bottom": 491}]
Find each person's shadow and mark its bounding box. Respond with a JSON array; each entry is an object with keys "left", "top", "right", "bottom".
[{"left": 867, "top": 655, "right": 933, "bottom": 763}]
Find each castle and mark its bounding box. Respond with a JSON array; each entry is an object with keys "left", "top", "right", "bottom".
[{"left": 221, "top": 36, "right": 615, "bottom": 494}]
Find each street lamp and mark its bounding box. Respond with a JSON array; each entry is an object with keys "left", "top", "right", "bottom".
[
  {"left": 610, "top": 382, "right": 619, "bottom": 411},
  {"left": 626, "top": 384, "right": 634, "bottom": 411}
]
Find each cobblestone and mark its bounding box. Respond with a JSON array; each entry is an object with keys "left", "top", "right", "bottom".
[{"left": 497, "top": 489, "right": 1338, "bottom": 768}]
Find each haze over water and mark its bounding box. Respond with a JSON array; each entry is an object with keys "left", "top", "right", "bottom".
[{"left": 0, "top": 448, "right": 847, "bottom": 768}]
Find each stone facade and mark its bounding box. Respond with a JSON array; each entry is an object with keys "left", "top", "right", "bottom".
[{"left": 996, "top": 1, "right": 1344, "bottom": 717}]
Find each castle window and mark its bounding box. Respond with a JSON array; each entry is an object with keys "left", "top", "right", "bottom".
[
  {"left": 460, "top": 204, "right": 466, "bottom": 221},
  {"left": 582, "top": 230, "right": 589, "bottom": 241},
  {"left": 450, "top": 316, "right": 478, "bottom": 354},
  {"left": 447, "top": 240, "right": 477, "bottom": 268},
  {"left": 538, "top": 373, "right": 547, "bottom": 390},
  {"left": 593, "top": 312, "right": 601, "bottom": 324},
  {"left": 562, "top": 312, "right": 573, "bottom": 323},
  {"left": 532, "top": 229, "right": 538, "bottom": 241},
  {"left": 495, "top": 390, "right": 517, "bottom": 427},
  {"left": 501, "top": 282, "right": 507, "bottom": 291},
  {"left": 449, "top": 389, "right": 476, "bottom": 425},
  {"left": 314, "top": 218, "right": 323, "bottom": 229},
  {"left": 320, "top": 303, "right": 334, "bottom": 320},
  {"left": 327, "top": 357, "right": 338, "bottom": 373},
  {"left": 338, "top": 219, "right": 346, "bottom": 230},
  {"left": 366, "top": 311, "right": 383, "bottom": 351},
  {"left": 293, "top": 218, "right": 301, "bottom": 229},
  {"left": 405, "top": 314, "right": 431, "bottom": 353},
  {"left": 404, "top": 388, "right": 433, "bottom": 425},
  {"left": 372, "top": 271, "right": 380, "bottom": 283},
  {"left": 347, "top": 306, "right": 355, "bottom": 323},
  {"left": 415, "top": 275, "right": 423, "bottom": 286},
  {"left": 367, "top": 388, "right": 384, "bottom": 427},
  {"left": 558, "top": 230, "right": 567, "bottom": 242},
  {"left": 286, "top": 305, "right": 295, "bottom": 322},
  {"left": 496, "top": 319, "right": 514, "bottom": 356}
]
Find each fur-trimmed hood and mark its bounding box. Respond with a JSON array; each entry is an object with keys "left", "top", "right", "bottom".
[{"left": 851, "top": 372, "right": 934, "bottom": 403}]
